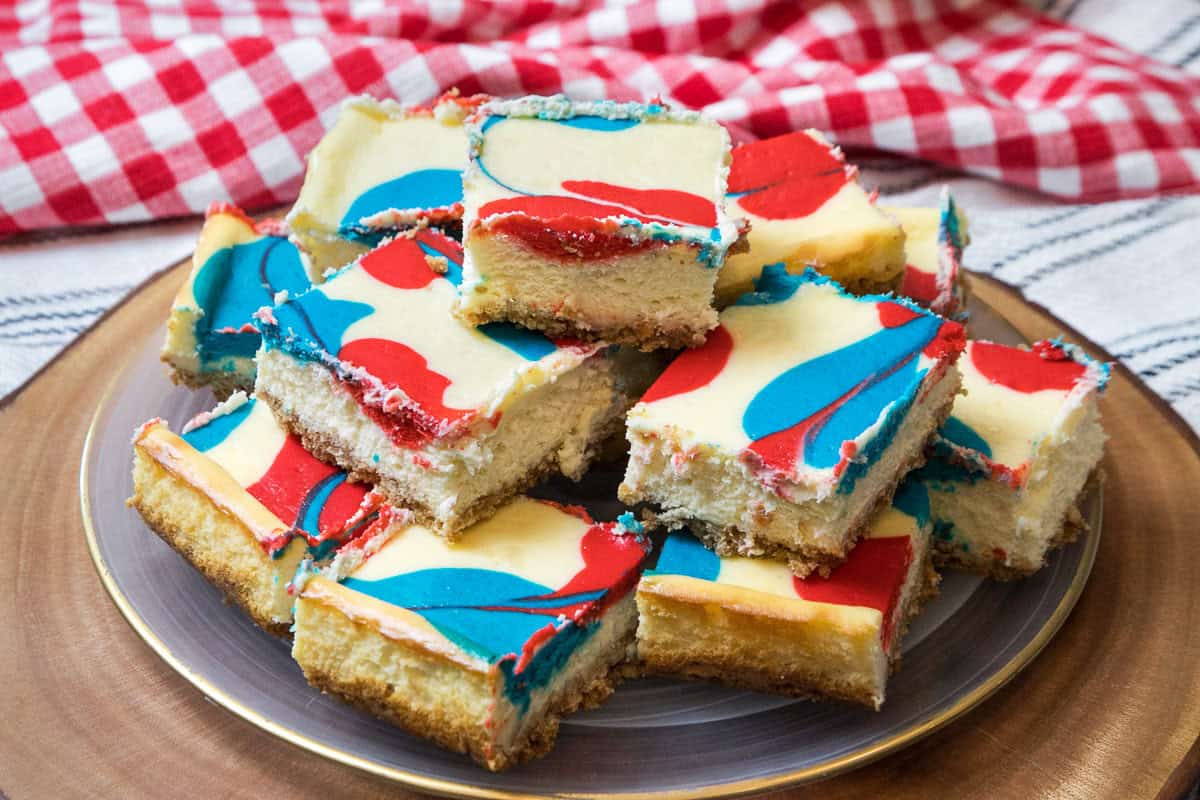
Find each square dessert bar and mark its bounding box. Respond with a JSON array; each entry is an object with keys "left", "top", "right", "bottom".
[
  {"left": 913, "top": 339, "right": 1109, "bottom": 578},
  {"left": 457, "top": 95, "right": 743, "bottom": 350},
  {"left": 621, "top": 265, "right": 965, "bottom": 575},
  {"left": 255, "top": 228, "right": 647, "bottom": 538},
  {"left": 637, "top": 478, "right": 937, "bottom": 709},
  {"left": 287, "top": 93, "right": 483, "bottom": 274},
  {"left": 130, "top": 392, "right": 398, "bottom": 634},
  {"left": 162, "top": 204, "right": 315, "bottom": 397},
  {"left": 715, "top": 130, "right": 907, "bottom": 306},
  {"left": 292, "top": 497, "right": 650, "bottom": 771},
  {"left": 886, "top": 188, "right": 969, "bottom": 318}
]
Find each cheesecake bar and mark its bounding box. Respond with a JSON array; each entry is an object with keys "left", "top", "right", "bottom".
[
  {"left": 292, "top": 497, "right": 650, "bottom": 770},
  {"left": 162, "top": 204, "right": 314, "bottom": 396},
  {"left": 620, "top": 265, "right": 965, "bottom": 575},
  {"left": 637, "top": 477, "right": 936, "bottom": 709},
  {"left": 456, "top": 95, "right": 742, "bottom": 350},
  {"left": 913, "top": 339, "right": 1109, "bottom": 578},
  {"left": 255, "top": 228, "right": 642, "bottom": 538},
  {"left": 886, "top": 188, "right": 969, "bottom": 318},
  {"left": 129, "top": 392, "right": 397, "bottom": 634},
  {"left": 287, "top": 93, "right": 481, "bottom": 274},
  {"left": 715, "top": 130, "right": 906, "bottom": 305}
]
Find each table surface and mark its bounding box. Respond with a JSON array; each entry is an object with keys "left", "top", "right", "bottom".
[{"left": 1, "top": 263, "right": 1198, "bottom": 800}]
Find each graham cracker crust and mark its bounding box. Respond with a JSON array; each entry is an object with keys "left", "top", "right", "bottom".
[
  {"left": 127, "top": 493, "right": 292, "bottom": 639},
  {"left": 638, "top": 657, "right": 880, "bottom": 708},
  {"left": 455, "top": 301, "right": 715, "bottom": 352},
  {"left": 300, "top": 623, "right": 635, "bottom": 772}
]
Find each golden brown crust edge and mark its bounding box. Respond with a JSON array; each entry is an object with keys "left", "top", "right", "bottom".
[
  {"left": 127, "top": 456, "right": 292, "bottom": 638},
  {"left": 634, "top": 588, "right": 884, "bottom": 708},
  {"left": 456, "top": 300, "right": 714, "bottom": 352},
  {"left": 639, "top": 657, "right": 879, "bottom": 707},
  {"left": 887, "top": 544, "right": 941, "bottom": 676},
  {"left": 161, "top": 356, "right": 253, "bottom": 401},
  {"left": 297, "top": 607, "right": 634, "bottom": 771}
]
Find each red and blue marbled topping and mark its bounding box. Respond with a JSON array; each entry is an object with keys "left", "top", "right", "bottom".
[
  {"left": 186, "top": 205, "right": 312, "bottom": 373},
  {"left": 332, "top": 497, "right": 650, "bottom": 710},
  {"left": 180, "top": 394, "right": 381, "bottom": 558},
  {"left": 629, "top": 265, "right": 964, "bottom": 493},
  {"left": 649, "top": 478, "right": 930, "bottom": 648},
  {"left": 258, "top": 229, "right": 604, "bottom": 449},
  {"left": 715, "top": 129, "right": 903, "bottom": 302},
  {"left": 289, "top": 93, "right": 486, "bottom": 240}
]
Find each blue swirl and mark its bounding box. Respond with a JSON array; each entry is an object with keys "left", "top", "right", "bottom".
[
  {"left": 649, "top": 531, "right": 721, "bottom": 581},
  {"left": 182, "top": 397, "right": 255, "bottom": 452},
  {"left": 192, "top": 237, "right": 311, "bottom": 364},
  {"left": 340, "top": 169, "right": 463, "bottom": 231}
]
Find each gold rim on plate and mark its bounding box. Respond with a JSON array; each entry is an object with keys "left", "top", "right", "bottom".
[{"left": 80, "top": 353, "right": 1102, "bottom": 800}]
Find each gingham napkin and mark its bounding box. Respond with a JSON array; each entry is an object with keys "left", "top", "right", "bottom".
[
  {"left": 0, "top": 0, "right": 1197, "bottom": 433},
  {"left": 2, "top": 0, "right": 1199, "bottom": 234}
]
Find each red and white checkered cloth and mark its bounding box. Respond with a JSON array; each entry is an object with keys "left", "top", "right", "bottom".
[{"left": 2, "top": 0, "right": 1199, "bottom": 236}]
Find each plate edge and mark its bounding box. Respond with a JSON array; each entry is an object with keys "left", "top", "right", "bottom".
[{"left": 79, "top": 338, "right": 1103, "bottom": 800}]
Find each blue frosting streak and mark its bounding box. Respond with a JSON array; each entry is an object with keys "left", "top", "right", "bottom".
[
  {"left": 939, "top": 416, "right": 992, "bottom": 458},
  {"left": 477, "top": 322, "right": 558, "bottom": 360},
  {"left": 891, "top": 477, "right": 931, "bottom": 528},
  {"left": 264, "top": 289, "right": 373, "bottom": 359},
  {"left": 742, "top": 315, "right": 940, "bottom": 469},
  {"left": 649, "top": 531, "right": 721, "bottom": 581},
  {"left": 810, "top": 353, "right": 922, "bottom": 469},
  {"left": 296, "top": 472, "right": 346, "bottom": 536},
  {"left": 192, "top": 237, "right": 311, "bottom": 364},
  {"left": 343, "top": 568, "right": 556, "bottom": 660},
  {"left": 939, "top": 192, "right": 966, "bottom": 253},
  {"left": 733, "top": 262, "right": 803, "bottom": 306},
  {"left": 837, "top": 381, "right": 919, "bottom": 495},
  {"left": 475, "top": 151, "right": 529, "bottom": 197},
  {"left": 553, "top": 116, "right": 640, "bottom": 132},
  {"left": 340, "top": 169, "right": 463, "bottom": 231},
  {"left": 933, "top": 519, "right": 957, "bottom": 543},
  {"left": 181, "top": 397, "right": 255, "bottom": 452}
]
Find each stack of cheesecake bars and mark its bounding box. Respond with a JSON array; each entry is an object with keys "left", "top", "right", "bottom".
[{"left": 130, "top": 92, "right": 1109, "bottom": 771}]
